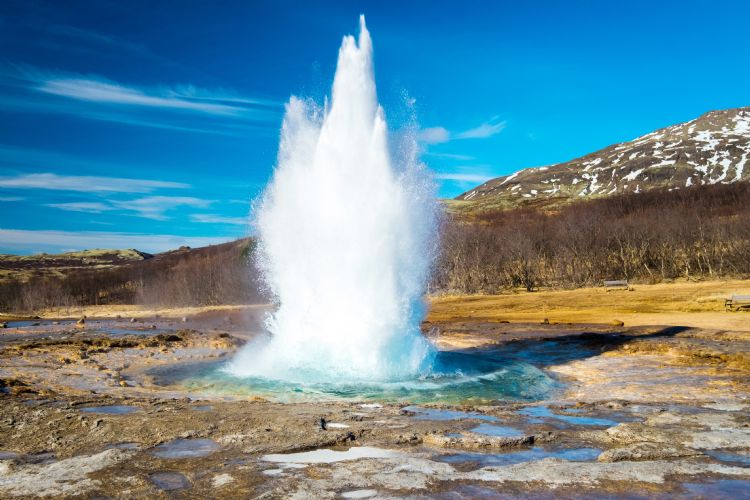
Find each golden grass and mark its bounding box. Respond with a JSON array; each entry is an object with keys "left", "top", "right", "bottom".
[
  {"left": 427, "top": 279, "right": 750, "bottom": 332},
  {"left": 16, "top": 279, "right": 750, "bottom": 332}
]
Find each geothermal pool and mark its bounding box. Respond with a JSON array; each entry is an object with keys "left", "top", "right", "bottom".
[{"left": 179, "top": 349, "right": 558, "bottom": 403}]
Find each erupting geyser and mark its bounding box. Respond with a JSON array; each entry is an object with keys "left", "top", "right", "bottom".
[{"left": 226, "top": 16, "right": 439, "bottom": 383}]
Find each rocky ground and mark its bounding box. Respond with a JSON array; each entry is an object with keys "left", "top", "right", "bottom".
[{"left": 0, "top": 311, "right": 749, "bottom": 498}]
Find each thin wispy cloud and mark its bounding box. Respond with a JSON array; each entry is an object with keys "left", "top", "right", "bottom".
[
  {"left": 112, "top": 196, "right": 212, "bottom": 220},
  {"left": 418, "top": 126, "right": 450, "bottom": 145},
  {"left": 48, "top": 25, "right": 155, "bottom": 60},
  {"left": 0, "top": 65, "right": 282, "bottom": 134},
  {"left": 424, "top": 152, "right": 475, "bottom": 161},
  {"left": 455, "top": 119, "right": 507, "bottom": 139},
  {"left": 433, "top": 165, "right": 498, "bottom": 196},
  {"left": 0, "top": 228, "right": 230, "bottom": 254},
  {"left": 37, "top": 78, "right": 241, "bottom": 116},
  {"left": 0, "top": 196, "right": 25, "bottom": 202},
  {"left": 419, "top": 117, "right": 507, "bottom": 144},
  {"left": 0, "top": 173, "right": 188, "bottom": 193},
  {"left": 191, "top": 214, "right": 248, "bottom": 225},
  {"left": 433, "top": 172, "right": 494, "bottom": 183},
  {"left": 46, "top": 202, "right": 114, "bottom": 213},
  {"left": 45, "top": 194, "right": 217, "bottom": 221}
]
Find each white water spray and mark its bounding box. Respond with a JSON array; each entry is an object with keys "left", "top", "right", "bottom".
[{"left": 227, "top": 16, "right": 439, "bottom": 383}]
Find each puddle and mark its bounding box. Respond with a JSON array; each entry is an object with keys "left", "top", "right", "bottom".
[
  {"left": 80, "top": 405, "right": 139, "bottom": 415},
  {"left": 518, "top": 405, "right": 618, "bottom": 427},
  {"left": 262, "top": 446, "right": 400, "bottom": 464},
  {"left": 705, "top": 449, "right": 750, "bottom": 466},
  {"left": 6, "top": 321, "right": 38, "bottom": 328},
  {"left": 107, "top": 442, "right": 140, "bottom": 450},
  {"left": 0, "top": 451, "right": 20, "bottom": 460},
  {"left": 436, "top": 446, "right": 602, "bottom": 468},
  {"left": 25, "top": 452, "right": 57, "bottom": 465},
  {"left": 4, "top": 320, "right": 74, "bottom": 329},
  {"left": 192, "top": 405, "right": 214, "bottom": 412},
  {"left": 152, "top": 438, "right": 220, "bottom": 459},
  {"left": 263, "top": 468, "right": 285, "bottom": 476},
  {"left": 326, "top": 422, "right": 350, "bottom": 429},
  {"left": 682, "top": 479, "right": 750, "bottom": 498},
  {"left": 470, "top": 423, "right": 524, "bottom": 438},
  {"left": 150, "top": 472, "right": 191, "bottom": 491},
  {"left": 98, "top": 328, "right": 169, "bottom": 336},
  {"left": 341, "top": 490, "right": 378, "bottom": 499},
  {"left": 402, "top": 405, "right": 498, "bottom": 422}
]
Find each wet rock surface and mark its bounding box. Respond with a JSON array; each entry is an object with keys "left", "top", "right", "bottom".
[{"left": 0, "top": 318, "right": 748, "bottom": 497}]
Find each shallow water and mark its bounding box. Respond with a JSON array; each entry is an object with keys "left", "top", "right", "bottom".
[
  {"left": 108, "top": 442, "right": 140, "bottom": 450},
  {"left": 176, "top": 349, "right": 558, "bottom": 404},
  {"left": 402, "top": 406, "right": 498, "bottom": 422},
  {"left": 150, "top": 472, "right": 191, "bottom": 491},
  {"left": 97, "top": 327, "right": 169, "bottom": 336},
  {"left": 681, "top": 479, "right": 750, "bottom": 498},
  {"left": 705, "top": 449, "right": 750, "bottom": 466},
  {"left": 6, "top": 321, "right": 38, "bottom": 328},
  {"left": 436, "top": 446, "right": 602, "bottom": 468},
  {"left": 151, "top": 438, "right": 219, "bottom": 459},
  {"left": 80, "top": 405, "right": 139, "bottom": 415},
  {"left": 518, "top": 405, "right": 618, "bottom": 427},
  {"left": 470, "top": 423, "right": 524, "bottom": 437}
]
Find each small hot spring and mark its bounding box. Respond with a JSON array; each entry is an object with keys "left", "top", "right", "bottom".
[{"left": 169, "top": 349, "right": 558, "bottom": 404}]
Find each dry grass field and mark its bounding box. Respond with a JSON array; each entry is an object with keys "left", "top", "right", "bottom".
[{"left": 427, "top": 279, "right": 750, "bottom": 332}]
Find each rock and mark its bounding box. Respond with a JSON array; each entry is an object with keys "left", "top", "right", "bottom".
[
  {"left": 320, "top": 417, "right": 327, "bottom": 430},
  {"left": 541, "top": 318, "right": 550, "bottom": 325},
  {"left": 0, "top": 322, "right": 6, "bottom": 328},
  {"left": 181, "top": 317, "right": 188, "bottom": 323},
  {"left": 130, "top": 318, "right": 137, "bottom": 323},
  {"left": 423, "top": 432, "right": 535, "bottom": 449},
  {"left": 212, "top": 473, "right": 234, "bottom": 488},
  {"left": 76, "top": 317, "right": 86, "bottom": 329},
  {"left": 610, "top": 319, "right": 625, "bottom": 327},
  {"left": 598, "top": 443, "right": 701, "bottom": 462}
]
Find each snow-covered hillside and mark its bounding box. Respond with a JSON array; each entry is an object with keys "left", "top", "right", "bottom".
[{"left": 457, "top": 107, "right": 750, "bottom": 207}]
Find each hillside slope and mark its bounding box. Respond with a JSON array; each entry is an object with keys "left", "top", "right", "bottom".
[
  {"left": 455, "top": 106, "right": 750, "bottom": 213},
  {"left": 0, "top": 249, "right": 152, "bottom": 282}
]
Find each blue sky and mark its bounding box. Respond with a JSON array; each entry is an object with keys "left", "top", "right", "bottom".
[{"left": 1, "top": 0, "right": 749, "bottom": 254}]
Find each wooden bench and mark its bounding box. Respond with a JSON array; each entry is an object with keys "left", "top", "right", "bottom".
[
  {"left": 725, "top": 294, "right": 750, "bottom": 311},
  {"left": 604, "top": 280, "right": 629, "bottom": 291}
]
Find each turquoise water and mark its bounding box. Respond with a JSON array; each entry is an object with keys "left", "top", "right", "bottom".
[
  {"left": 175, "top": 350, "right": 559, "bottom": 404},
  {"left": 436, "top": 447, "right": 602, "bottom": 467}
]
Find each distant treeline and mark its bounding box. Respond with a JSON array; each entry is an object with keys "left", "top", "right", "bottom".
[
  {"left": 2, "top": 183, "right": 749, "bottom": 313},
  {"left": 431, "top": 182, "right": 750, "bottom": 293},
  {"left": 0, "top": 239, "right": 265, "bottom": 313}
]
